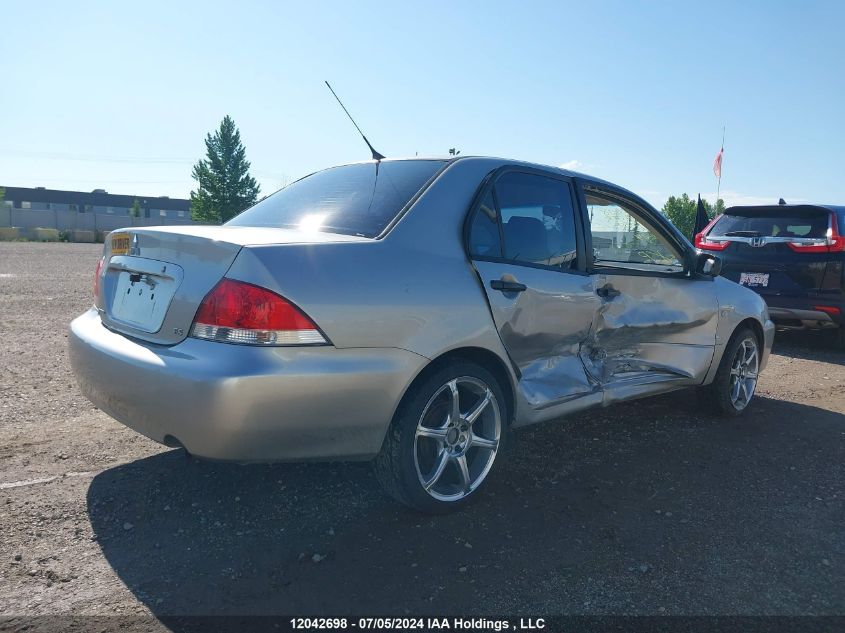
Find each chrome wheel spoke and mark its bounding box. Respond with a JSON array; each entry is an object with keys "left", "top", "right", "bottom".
[
  {"left": 730, "top": 378, "right": 741, "bottom": 402},
  {"left": 745, "top": 347, "right": 758, "bottom": 366},
  {"left": 465, "top": 389, "right": 492, "bottom": 425},
  {"left": 447, "top": 379, "right": 461, "bottom": 425},
  {"left": 470, "top": 432, "right": 497, "bottom": 451},
  {"left": 456, "top": 455, "right": 471, "bottom": 493},
  {"left": 416, "top": 426, "right": 448, "bottom": 443},
  {"left": 424, "top": 450, "right": 450, "bottom": 491}
]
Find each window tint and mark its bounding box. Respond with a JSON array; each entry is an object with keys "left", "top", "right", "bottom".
[
  {"left": 710, "top": 208, "right": 829, "bottom": 239},
  {"left": 586, "top": 192, "right": 682, "bottom": 270},
  {"left": 468, "top": 190, "right": 502, "bottom": 258},
  {"left": 494, "top": 172, "right": 578, "bottom": 269},
  {"left": 227, "top": 160, "right": 445, "bottom": 238}
]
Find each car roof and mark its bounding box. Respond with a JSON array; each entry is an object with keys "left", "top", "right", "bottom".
[{"left": 348, "top": 155, "right": 649, "bottom": 207}]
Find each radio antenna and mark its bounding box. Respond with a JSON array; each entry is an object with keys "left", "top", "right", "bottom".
[{"left": 325, "top": 81, "right": 385, "bottom": 161}]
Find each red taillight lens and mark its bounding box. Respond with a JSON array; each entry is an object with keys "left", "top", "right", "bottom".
[
  {"left": 813, "top": 305, "right": 841, "bottom": 316},
  {"left": 694, "top": 215, "right": 729, "bottom": 251},
  {"left": 93, "top": 257, "right": 104, "bottom": 298},
  {"left": 787, "top": 212, "right": 845, "bottom": 253},
  {"left": 694, "top": 232, "right": 730, "bottom": 251},
  {"left": 191, "top": 278, "right": 327, "bottom": 346}
]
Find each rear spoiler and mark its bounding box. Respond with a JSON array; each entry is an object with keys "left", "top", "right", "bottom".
[{"left": 724, "top": 204, "right": 835, "bottom": 216}]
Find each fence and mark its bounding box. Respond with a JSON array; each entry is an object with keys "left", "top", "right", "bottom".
[{"left": 0, "top": 207, "right": 198, "bottom": 233}]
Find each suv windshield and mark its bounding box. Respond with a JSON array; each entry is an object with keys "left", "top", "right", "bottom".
[
  {"left": 227, "top": 160, "right": 446, "bottom": 237},
  {"left": 710, "top": 207, "right": 830, "bottom": 239}
]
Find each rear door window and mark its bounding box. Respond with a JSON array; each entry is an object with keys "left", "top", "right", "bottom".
[
  {"left": 468, "top": 190, "right": 503, "bottom": 258},
  {"left": 493, "top": 172, "right": 579, "bottom": 270}
]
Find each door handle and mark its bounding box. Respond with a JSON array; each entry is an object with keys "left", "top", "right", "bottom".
[
  {"left": 490, "top": 279, "right": 527, "bottom": 293},
  {"left": 596, "top": 284, "right": 621, "bottom": 299}
]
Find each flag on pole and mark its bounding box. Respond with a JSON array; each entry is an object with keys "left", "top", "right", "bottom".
[
  {"left": 713, "top": 146, "right": 724, "bottom": 178},
  {"left": 693, "top": 193, "right": 710, "bottom": 237}
]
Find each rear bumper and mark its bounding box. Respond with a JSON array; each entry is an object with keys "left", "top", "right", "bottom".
[
  {"left": 69, "top": 308, "right": 428, "bottom": 462},
  {"left": 763, "top": 296, "right": 843, "bottom": 329}
]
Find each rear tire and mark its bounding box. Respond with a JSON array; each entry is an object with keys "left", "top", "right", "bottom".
[
  {"left": 373, "top": 361, "right": 508, "bottom": 513},
  {"left": 701, "top": 326, "right": 761, "bottom": 417}
]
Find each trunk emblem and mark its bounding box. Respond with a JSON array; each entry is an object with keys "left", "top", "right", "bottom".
[
  {"left": 750, "top": 237, "right": 765, "bottom": 247},
  {"left": 130, "top": 234, "right": 140, "bottom": 256}
]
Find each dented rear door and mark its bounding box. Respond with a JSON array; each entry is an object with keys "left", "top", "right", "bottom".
[{"left": 467, "top": 169, "right": 600, "bottom": 409}]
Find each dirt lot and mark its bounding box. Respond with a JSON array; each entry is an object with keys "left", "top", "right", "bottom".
[{"left": 1, "top": 242, "right": 843, "bottom": 620}]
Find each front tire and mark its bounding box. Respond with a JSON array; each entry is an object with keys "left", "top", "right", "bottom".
[
  {"left": 373, "top": 361, "right": 508, "bottom": 513},
  {"left": 702, "top": 326, "right": 761, "bottom": 416}
]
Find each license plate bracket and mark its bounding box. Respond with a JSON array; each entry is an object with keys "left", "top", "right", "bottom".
[{"left": 105, "top": 256, "right": 182, "bottom": 333}]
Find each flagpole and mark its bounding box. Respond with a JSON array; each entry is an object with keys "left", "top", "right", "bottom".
[{"left": 716, "top": 126, "right": 725, "bottom": 205}]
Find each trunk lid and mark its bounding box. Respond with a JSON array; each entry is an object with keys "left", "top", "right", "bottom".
[{"left": 95, "top": 225, "right": 366, "bottom": 345}]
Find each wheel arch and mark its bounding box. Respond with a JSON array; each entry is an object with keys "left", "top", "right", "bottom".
[
  {"left": 394, "top": 346, "right": 517, "bottom": 427},
  {"left": 736, "top": 317, "right": 765, "bottom": 349}
]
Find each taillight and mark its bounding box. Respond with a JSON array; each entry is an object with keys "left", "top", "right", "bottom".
[
  {"left": 813, "top": 305, "right": 841, "bottom": 316},
  {"left": 93, "top": 257, "right": 104, "bottom": 298},
  {"left": 190, "top": 278, "right": 327, "bottom": 346},
  {"left": 787, "top": 212, "right": 845, "bottom": 253},
  {"left": 694, "top": 215, "right": 729, "bottom": 251}
]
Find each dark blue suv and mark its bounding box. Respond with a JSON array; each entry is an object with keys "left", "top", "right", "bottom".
[{"left": 695, "top": 203, "right": 845, "bottom": 347}]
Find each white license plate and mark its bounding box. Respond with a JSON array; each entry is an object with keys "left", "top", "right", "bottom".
[
  {"left": 739, "top": 272, "right": 769, "bottom": 287},
  {"left": 110, "top": 271, "right": 173, "bottom": 332}
]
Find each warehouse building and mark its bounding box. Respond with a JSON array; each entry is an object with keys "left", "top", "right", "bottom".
[{"left": 1, "top": 186, "right": 191, "bottom": 220}]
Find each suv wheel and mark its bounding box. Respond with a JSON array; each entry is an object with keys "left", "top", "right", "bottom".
[
  {"left": 702, "top": 326, "right": 760, "bottom": 416},
  {"left": 374, "top": 362, "right": 507, "bottom": 513}
]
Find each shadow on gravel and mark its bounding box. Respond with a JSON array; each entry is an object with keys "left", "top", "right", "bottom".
[
  {"left": 87, "top": 392, "right": 844, "bottom": 618},
  {"left": 772, "top": 330, "right": 844, "bottom": 364}
]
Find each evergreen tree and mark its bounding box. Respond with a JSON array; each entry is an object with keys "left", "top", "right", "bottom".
[
  {"left": 129, "top": 198, "right": 142, "bottom": 218},
  {"left": 190, "top": 116, "right": 260, "bottom": 224}
]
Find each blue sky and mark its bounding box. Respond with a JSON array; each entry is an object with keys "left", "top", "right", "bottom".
[{"left": 2, "top": 0, "right": 844, "bottom": 209}]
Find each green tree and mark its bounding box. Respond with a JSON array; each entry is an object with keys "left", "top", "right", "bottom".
[
  {"left": 190, "top": 115, "right": 260, "bottom": 224},
  {"left": 128, "top": 198, "right": 142, "bottom": 218},
  {"left": 0, "top": 187, "right": 5, "bottom": 206},
  {"left": 661, "top": 194, "right": 725, "bottom": 241}
]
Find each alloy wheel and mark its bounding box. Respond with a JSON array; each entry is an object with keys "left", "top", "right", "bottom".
[
  {"left": 729, "top": 337, "right": 759, "bottom": 411},
  {"left": 413, "top": 376, "right": 501, "bottom": 502}
]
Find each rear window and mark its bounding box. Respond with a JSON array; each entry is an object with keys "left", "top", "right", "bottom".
[
  {"left": 227, "top": 160, "right": 446, "bottom": 237},
  {"left": 710, "top": 208, "right": 830, "bottom": 239}
]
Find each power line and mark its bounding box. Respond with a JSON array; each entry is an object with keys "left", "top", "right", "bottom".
[{"left": 0, "top": 149, "right": 193, "bottom": 164}]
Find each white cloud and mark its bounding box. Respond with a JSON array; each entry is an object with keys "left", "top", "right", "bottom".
[{"left": 559, "top": 160, "right": 584, "bottom": 171}]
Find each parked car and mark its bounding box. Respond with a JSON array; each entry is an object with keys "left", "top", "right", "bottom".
[
  {"left": 69, "top": 157, "right": 774, "bottom": 512},
  {"left": 695, "top": 203, "right": 845, "bottom": 346}
]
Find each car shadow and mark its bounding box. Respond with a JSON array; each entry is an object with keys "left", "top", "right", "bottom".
[
  {"left": 87, "top": 392, "right": 844, "bottom": 618},
  {"left": 772, "top": 329, "right": 844, "bottom": 364}
]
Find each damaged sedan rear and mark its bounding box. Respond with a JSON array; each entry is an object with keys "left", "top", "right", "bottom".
[{"left": 69, "top": 156, "right": 774, "bottom": 512}]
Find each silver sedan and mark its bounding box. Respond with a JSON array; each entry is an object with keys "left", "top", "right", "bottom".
[{"left": 69, "top": 157, "right": 775, "bottom": 512}]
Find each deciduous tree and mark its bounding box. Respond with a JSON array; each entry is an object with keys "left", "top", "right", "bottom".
[{"left": 662, "top": 194, "right": 725, "bottom": 240}]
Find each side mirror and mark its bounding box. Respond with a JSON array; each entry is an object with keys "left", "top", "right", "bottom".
[{"left": 695, "top": 250, "right": 722, "bottom": 277}]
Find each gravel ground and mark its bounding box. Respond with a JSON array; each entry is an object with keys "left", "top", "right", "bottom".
[{"left": 0, "top": 242, "right": 843, "bottom": 620}]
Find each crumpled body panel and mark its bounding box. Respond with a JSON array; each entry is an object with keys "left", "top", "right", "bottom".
[
  {"left": 473, "top": 261, "right": 600, "bottom": 409},
  {"left": 582, "top": 274, "right": 719, "bottom": 389}
]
